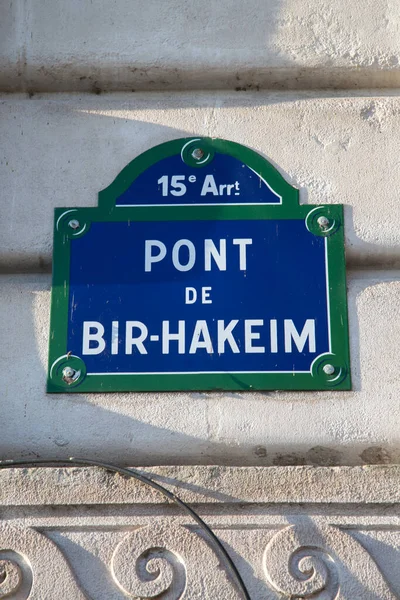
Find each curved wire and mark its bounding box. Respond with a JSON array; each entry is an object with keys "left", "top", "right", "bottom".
[{"left": 0, "top": 457, "right": 251, "bottom": 600}]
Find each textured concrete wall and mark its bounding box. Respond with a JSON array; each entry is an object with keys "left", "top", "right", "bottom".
[
  {"left": 2, "top": 3, "right": 400, "bottom": 597},
  {"left": 1, "top": 0, "right": 400, "bottom": 91},
  {"left": 1, "top": 91, "right": 400, "bottom": 465},
  {"left": 1, "top": 2, "right": 399, "bottom": 467},
  {"left": 1, "top": 270, "right": 400, "bottom": 465},
  {"left": 2, "top": 92, "right": 400, "bottom": 272},
  {"left": 0, "top": 465, "right": 400, "bottom": 598}
]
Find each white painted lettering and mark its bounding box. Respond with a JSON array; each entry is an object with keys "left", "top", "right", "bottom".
[
  {"left": 125, "top": 321, "right": 148, "bottom": 354},
  {"left": 204, "top": 239, "right": 226, "bottom": 271},
  {"left": 185, "top": 287, "right": 197, "bottom": 304},
  {"left": 245, "top": 319, "right": 265, "bottom": 353},
  {"left": 172, "top": 239, "right": 196, "bottom": 272},
  {"left": 219, "top": 184, "right": 227, "bottom": 195},
  {"left": 270, "top": 319, "right": 278, "bottom": 353},
  {"left": 284, "top": 319, "right": 316, "bottom": 353},
  {"left": 217, "top": 320, "right": 239, "bottom": 353},
  {"left": 189, "top": 320, "right": 213, "bottom": 354},
  {"left": 233, "top": 238, "right": 252, "bottom": 270},
  {"left": 111, "top": 321, "right": 119, "bottom": 355},
  {"left": 82, "top": 321, "right": 106, "bottom": 355},
  {"left": 202, "top": 287, "right": 212, "bottom": 304},
  {"left": 145, "top": 240, "right": 167, "bottom": 272},
  {"left": 162, "top": 320, "right": 185, "bottom": 354},
  {"left": 200, "top": 174, "right": 219, "bottom": 196}
]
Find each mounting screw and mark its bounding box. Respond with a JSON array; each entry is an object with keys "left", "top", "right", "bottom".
[
  {"left": 323, "top": 364, "right": 335, "bottom": 375},
  {"left": 317, "top": 216, "right": 330, "bottom": 229},
  {"left": 191, "top": 148, "right": 204, "bottom": 160},
  {"left": 62, "top": 366, "right": 76, "bottom": 380},
  {"left": 68, "top": 219, "right": 80, "bottom": 230}
]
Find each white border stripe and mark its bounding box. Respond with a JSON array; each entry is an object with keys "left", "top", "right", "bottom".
[
  {"left": 325, "top": 237, "right": 332, "bottom": 353},
  {"left": 88, "top": 370, "right": 310, "bottom": 376},
  {"left": 82, "top": 222, "right": 332, "bottom": 379},
  {"left": 115, "top": 202, "right": 282, "bottom": 207},
  {"left": 246, "top": 165, "right": 282, "bottom": 203}
]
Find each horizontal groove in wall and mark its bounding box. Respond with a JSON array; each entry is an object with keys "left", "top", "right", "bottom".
[
  {"left": 1, "top": 267, "right": 400, "bottom": 282},
  {"left": 1, "top": 258, "right": 400, "bottom": 276},
  {"left": 2, "top": 90, "right": 400, "bottom": 274},
  {"left": 3, "top": 67, "right": 400, "bottom": 94},
  {"left": 4, "top": 88, "right": 400, "bottom": 99}
]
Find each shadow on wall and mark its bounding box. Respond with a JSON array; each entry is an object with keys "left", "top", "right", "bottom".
[
  {"left": 3, "top": 0, "right": 398, "bottom": 93},
  {"left": 3, "top": 121, "right": 266, "bottom": 467},
  {"left": 3, "top": 98, "right": 398, "bottom": 468},
  {"left": 265, "top": 515, "right": 400, "bottom": 599},
  {"left": 0, "top": 0, "right": 287, "bottom": 95}
]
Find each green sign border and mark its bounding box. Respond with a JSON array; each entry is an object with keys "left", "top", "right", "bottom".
[{"left": 47, "top": 137, "right": 351, "bottom": 393}]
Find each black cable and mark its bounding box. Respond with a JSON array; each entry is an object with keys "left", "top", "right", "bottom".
[{"left": 0, "top": 457, "right": 251, "bottom": 600}]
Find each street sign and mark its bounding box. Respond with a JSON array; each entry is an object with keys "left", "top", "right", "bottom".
[{"left": 47, "top": 137, "right": 351, "bottom": 393}]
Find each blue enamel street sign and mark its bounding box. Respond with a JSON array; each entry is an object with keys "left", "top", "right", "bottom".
[{"left": 47, "top": 137, "right": 351, "bottom": 392}]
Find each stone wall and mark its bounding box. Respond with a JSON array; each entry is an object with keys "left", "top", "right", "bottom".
[
  {"left": 2, "top": 0, "right": 400, "bottom": 92},
  {"left": 1, "top": 2, "right": 400, "bottom": 598},
  {"left": 0, "top": 465, "right": 399, "bottom": 598},
  {"left": 1, "top": 92, "right": 399, "bottom": 465}
]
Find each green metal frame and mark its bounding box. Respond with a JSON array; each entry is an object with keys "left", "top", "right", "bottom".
[{"left": 47, "top": 137, "right": 351, "bottom": 393}]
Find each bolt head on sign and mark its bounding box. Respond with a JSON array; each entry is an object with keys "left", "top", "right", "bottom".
[{"left": 47, "top": 137, "right": 351, "bottom": 393}]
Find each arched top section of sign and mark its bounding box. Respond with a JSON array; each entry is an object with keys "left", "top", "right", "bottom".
[{"left": 98, "top": 137, "right": 299, "bottom": 209}]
